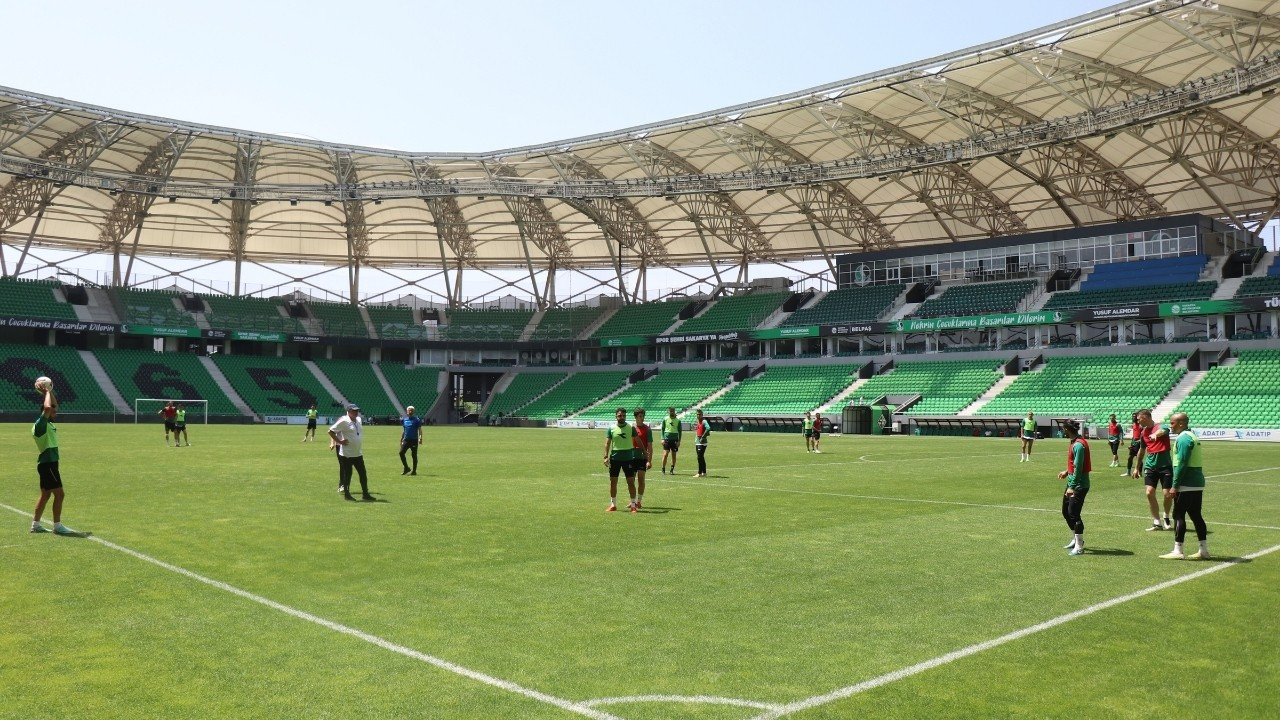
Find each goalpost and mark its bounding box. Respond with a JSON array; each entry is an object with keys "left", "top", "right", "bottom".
[{"left": 134, "top": 398, "right": 209, "bottom": 424}]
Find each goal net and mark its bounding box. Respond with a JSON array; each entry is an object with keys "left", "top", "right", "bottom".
[{"left": 134, "top": 398, "right": 209, "bottom": 424}]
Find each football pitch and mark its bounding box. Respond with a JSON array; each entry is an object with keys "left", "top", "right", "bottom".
[{"left": 2, "top": 424, "right": 1278, "bottom": 719}]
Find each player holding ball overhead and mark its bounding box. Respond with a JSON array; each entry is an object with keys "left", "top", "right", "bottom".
[{"left": 30, "top": 377, "right": 79, "bottom": 536}]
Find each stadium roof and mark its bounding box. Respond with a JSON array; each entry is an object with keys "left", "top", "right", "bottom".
[{"left": 1, "top": 0, "right": 1279, "bottom": 278}]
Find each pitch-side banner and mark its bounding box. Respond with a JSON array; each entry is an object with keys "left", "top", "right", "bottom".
[
  {"left": 894, "top": 311, "right": 1067, "bottom": 332},
  {"left": 1193, "top": 428, "right": 1280, "bottom": 442},
  {"left": 556, "top": 419, "right": 606, "bottom": 429}
]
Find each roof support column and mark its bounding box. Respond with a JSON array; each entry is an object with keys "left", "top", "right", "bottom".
[
  {"left": 802, "top": 212, "right": 838, "bottom": 278},
  {"left": 121, "top": 214, "right": 148, "bottom": 286},
  {"left": 13, "top": 204, "right": 47, "bottom": 277},
  {"left": 692, "top": 218, "right": 724, "bottom": 286}
]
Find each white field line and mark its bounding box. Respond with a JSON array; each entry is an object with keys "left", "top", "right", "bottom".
[
  {"left": 0, "top": 502, "right": 623, "bottom": 720},
  {"left": 583, "top": 694, "right": 779, "bottom": 711},
  {"left": 657, "top": 478, "right": 1280, "bottom": 531},
  {"left": 750, "top": 542, "right": 1280, "bottom": 720}
]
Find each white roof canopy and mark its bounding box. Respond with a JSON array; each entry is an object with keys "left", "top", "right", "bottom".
[{"left": 1, "top": 0, "right": 1278, "bottom": 275}]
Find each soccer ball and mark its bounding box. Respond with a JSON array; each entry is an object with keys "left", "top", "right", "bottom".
[{"left": 34, "top": 376, "right": 52, "bottom": 392}]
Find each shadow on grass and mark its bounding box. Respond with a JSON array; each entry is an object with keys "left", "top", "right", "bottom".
[
  {"left": 1079, "top": 547, "right": 1134, "bottom": 557},
  {"left": 637, "top": 506, "right": 681, "bottom": 514}
]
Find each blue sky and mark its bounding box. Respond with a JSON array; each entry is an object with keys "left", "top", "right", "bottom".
[{"left": 2, "top": 0, "right": 1109, "bottom": 152}]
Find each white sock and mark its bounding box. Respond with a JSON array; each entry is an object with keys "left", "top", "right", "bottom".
[
  {"left": 1199, "top": 540, "right": 1208, "bottom": 554},
  {"left": 31, "top": 520, "right": 40, "bottom": 529},
  {"left": 1074, "top": 534, "right": 1083, "bottom": 550},
  {"left": 638, "top": 495, "right": 643, "bottom": 503},
  {"left": 1173, "top": 542, "right": 1183, "bottom": 554},
  {"left": 610, "top": 497, "right": 616, "bottom": 506}
]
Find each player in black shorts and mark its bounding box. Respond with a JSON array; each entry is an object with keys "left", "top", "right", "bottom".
[
  {"left": 31, "top": 381, "right": 77, "bottom": 535},
  {"left": 603, "top": 407, "right": 639, "bottom": 512}
]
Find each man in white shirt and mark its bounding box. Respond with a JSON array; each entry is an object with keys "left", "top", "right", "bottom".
[{"left": 329, "top": 404, "right": 373, "bottom": 501}]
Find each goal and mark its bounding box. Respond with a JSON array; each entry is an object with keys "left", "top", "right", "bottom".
[{"left": 134, "top": 398, "right": 209, "bottom": 424}]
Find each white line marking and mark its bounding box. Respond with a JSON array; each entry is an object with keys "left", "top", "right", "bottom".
[
  {"left": 1208, "top": 467, "right": 1280, "bottom": 479},
  {"left": 583, "top": 694, "right": 780, "bottom": 711},
  {"left": 749, "top": 543, "right": 1280, "bottom": 719},
  {"left": 0, "top": 502, "right": 622, "bottom": 720},
  {"left": 658, "top": 478, "right": 1280, "bottom": 531}
]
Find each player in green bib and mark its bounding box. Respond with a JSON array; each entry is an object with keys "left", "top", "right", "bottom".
[
  {"left": 803, "top": 412, "right": 815, "bottom": 453},
  {"left": 30, "top": 382, "right": 77, "bottom": 535},
  {"left": 303, "top": 403, "right": 319, "bottom": 442},
  {"left": 1161, "top": 412, "right": 1209, "bottom": 560},
  {"left": 602, "top": 407, "right": 639, "bottom": 512},
  {"left": 660, "top": 406, "right": 682, "bottom": 475},
  {"left": 174, "top": 404, "right": 190, "bottom": 447},
  {"left": 1019, "top": 411, "right": 1036, "bottom": 462}
]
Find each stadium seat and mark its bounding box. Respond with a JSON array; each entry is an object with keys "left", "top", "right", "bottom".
[
  {"left": 576, "top": 369, "right": 732, "bottom": 420},
  {"left": 913, "top": 280, "right": 1037, "bottom": 318},
  {"left": 590, "top": 300, "right": 689, "bottom": 339},
  {"left": 0, "top": 277, "right": 79, "bottom": 321},
  {"left": 529, "top": 306, "right": 605, "bottom": 341},
  {"left": 308, "top": 302, "right": 369, "bottom": 337},
  {"left": 440, "top": 309, "right": 534, "bottom": 341},
  {"left": 855, "top": 360, "right": 1003, "bottom": 415},
  {"left": 203, "top": 295, "right": 307, "bottom": 334},
  {"left": 674, "top": 292, "right": 788, "bottom": 334},
  {"left": 782, "top": 285, "right": 904, "bottom": 327},
  {"left": 92, "top": 348, "right": 241, "bottom": 417},
  {"left": 976, "top": 352, "right": 1186, "bottom": 424},
  {"left": 516, "top": 371, "right": 630, "bottom": 420},
  {"left": 365, "top": 305, "right": 426, "bottom": 340},
  {"left": 486, "top": 372, "right": 568, "bottom": 417},
  {"left": 703, "top": 365, "right": 861, "bottom": 415},
  {"left": 378, "top": 364, "right": 443, "bottom": 414},
  {"left": 115, "top": 288, "right": 198, "bottom": 328},
  {"left": 313, "top": 359, "right": 398, "bottom": 416},
  {"left": 210, "top": 354, "right": 336, "bottom": 416},
  {"left": 0, "top": 343, "right": 115, "bottom": 414},
  {"left": 1171, "top": 349, "right": 1280, "bottom": 428}
]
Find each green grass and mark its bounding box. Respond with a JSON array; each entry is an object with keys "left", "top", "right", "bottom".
[{"left": 2, "top": 425, "right": 1278, "bottom": 719}]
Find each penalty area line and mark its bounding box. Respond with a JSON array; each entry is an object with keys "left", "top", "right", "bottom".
[
  {"left": 0, "top": 501, "right": 623, "bottom": 720},
  {"left": 749, "top": 542, "right": 1280, "bottom": 719}
]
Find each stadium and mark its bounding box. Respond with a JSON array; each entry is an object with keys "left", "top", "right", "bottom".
[{"left": 3, "top": 1, "right": 1279, "bottom": 718}]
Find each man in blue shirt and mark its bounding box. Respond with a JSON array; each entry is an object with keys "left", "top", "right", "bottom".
[{"left": 400, "top": 405, "right": 424, "bottom": 476}]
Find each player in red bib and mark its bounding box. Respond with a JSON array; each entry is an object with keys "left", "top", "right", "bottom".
[
  {"left": 632, "top": 408, "right": 652, "bottom": 509},
  {"left": 1057, "top": 419, "right": 1091, "bottom": 556},
  {"left": 157, "top": 400, "right": 177, "bottom": 446}
]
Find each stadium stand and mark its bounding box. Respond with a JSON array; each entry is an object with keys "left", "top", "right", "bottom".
[
  {"left": 515, "top": 371, "right": 629, "bottom": 420},
  {"left": 852, "top": 360, "right": 1003, "bottom": 414},
  {"left": 1044, "top": 281, "right": 1217, "bottom": 311},
  {"left": 92, "top": 348, "right": 241, "bottom": 416},
  {"left": 210, "top": 354, "right": 334, "bottom": 416},
  {"left": 366, "top": 305, "right": 426, "bottom": 339},
  {"left": 313, "top": 359, "right": 397, "bottom": 416},
  {"left": 1236, "top": 272, "right": 1280, "bottom": 299},
  {"left": 203, "top": 295, "right": 306, "bottom": 334},
  {"left": 486, "top": 372, "right": 567, "bottom": 417},
  {"left": 440, "top": 309, "right": 534, "bottom": 341},
  {"left": 308, "top": 302, "right": 368, "bottom": 337},
  {"left": 590, "top": 299, "right": 688, "bottom": 339},
  {"left": 0, "top": 343, "right": 114, "bottom": 413},
  {"left": 1171, "top": 349, "right": 1280, "bottom": 428},
  {"left": 530, "top": 306, "right": 605, "bottom": 341},
  {"left": 675, "top": 292, "right": 788, "bottom": 334},
  {"left": 702, "top": 364, "right": 860, "bottom": 415},
  {"left": 912, "top": 280, "right": 1037, "bottom": 318},
  {"left": 116, "top": 288, "right": 197, "bottom": 328},
  {"left": 378, "top": 364, "right": 443, "bottom": 414},
  {"left": 781, "top": 285, "right": 904, "bottom": 327},
  {"left": 0, "top": 277, "right": 78, "bottom": 320},
  {"left": 1079, "top": 255, "right": 1207, "bottom": 290},
  {"left": 577, "top": 368, "right": 732, "bottom": 420},
  {"left": 977, "top": 353, "right": 1186, "bottom": 424}
]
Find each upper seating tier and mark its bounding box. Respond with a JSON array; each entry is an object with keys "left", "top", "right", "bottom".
[
  {"left": 912, "top": 280, "right": 1037, "bottom": 319},
  {"left": 782, "top": 285, "right": 904, "bottom": 327},
  {"left": 675, "top": 292, "right": 788, "bottom": 334}
]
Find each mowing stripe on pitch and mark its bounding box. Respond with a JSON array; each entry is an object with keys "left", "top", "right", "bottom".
[
  {"left": 749, "top": 542, "right": 1280, "bottom": 720},
  {"left": 659, "top": 477, "right": 1280, "bottom": 531},
  {"left": 0, "top": 501, "right": 622, "bottom": 720}
]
